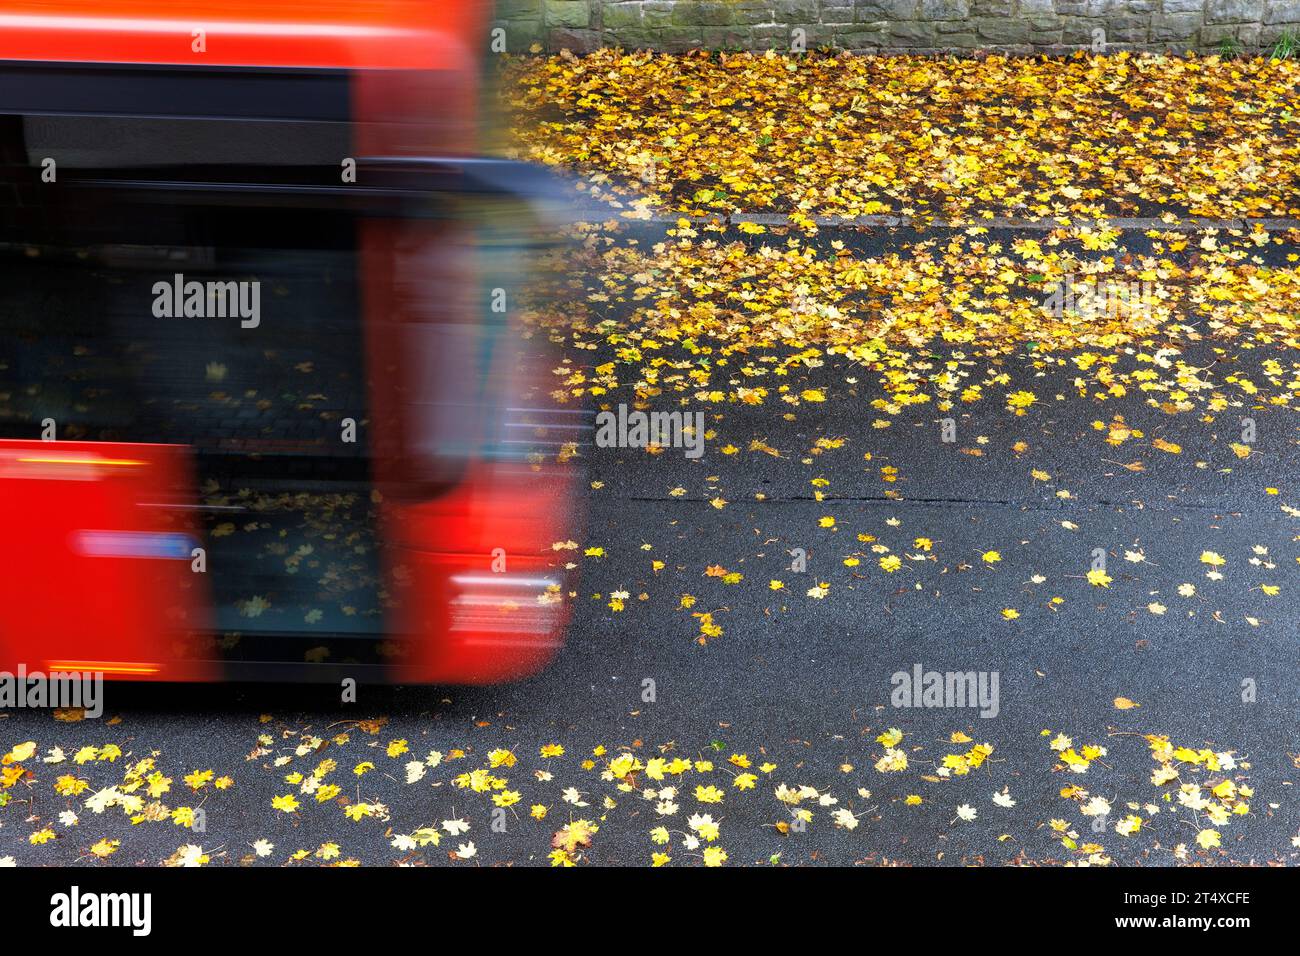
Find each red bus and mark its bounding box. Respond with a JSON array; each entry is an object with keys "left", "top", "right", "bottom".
[{"left": 0, "top": 1, "right": 583, "bottom": 684}]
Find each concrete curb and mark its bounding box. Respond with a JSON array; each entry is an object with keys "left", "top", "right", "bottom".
[{"left": 570, "top": 205, "right": 1300, "bottom": 231}]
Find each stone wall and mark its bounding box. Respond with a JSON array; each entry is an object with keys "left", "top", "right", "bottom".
[{"left": 492, "top": 0, "right": 1300, "bottom": 55}]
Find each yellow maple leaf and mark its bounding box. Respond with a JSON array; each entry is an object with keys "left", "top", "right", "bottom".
[
  {"left": 184, "top": 769, "right": 214, "bottom": 790},
  {"left": 89, "top": 838, "right": 120, "bottom": 858},
  {"left": 876, "top": 727, "right": 904, "bottom": 747},
  {"left": 271, "top": 794, "right": 300, "bottom": 813},
  {"left": 3, "top": 741, "right": 36, "bottom": 764}
]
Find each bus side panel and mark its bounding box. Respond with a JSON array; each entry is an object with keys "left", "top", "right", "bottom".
[{"left": 0, "top": 440, "right": 215, "bottom": 681}]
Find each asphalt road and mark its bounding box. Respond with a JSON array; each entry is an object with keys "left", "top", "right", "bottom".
[{"left": 0, "top": 221, "right": 1296, "bottom": 868}]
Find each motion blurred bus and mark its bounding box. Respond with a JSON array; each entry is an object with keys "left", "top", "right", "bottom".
[{"left": 0, "top": 1, "right": 583, "bottom": 683}]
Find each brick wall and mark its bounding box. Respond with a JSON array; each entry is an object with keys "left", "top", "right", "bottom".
[{"left": 492, "top": 0, "right": 1300, "bottom": 54}]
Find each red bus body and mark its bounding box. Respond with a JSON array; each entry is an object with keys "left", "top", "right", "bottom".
[
  {"left": 0, "top": 1, "right": 484, "bottom": 71},
  {"left": 0, "top": 1, "right": 579, "bottom": 684}
]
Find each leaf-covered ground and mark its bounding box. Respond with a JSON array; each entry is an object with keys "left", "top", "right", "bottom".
[
  {"left": 506, "top": 48, "right": 1300, "bottom": 225},
  {"left": 2, "top": 51, "right": 1298, "bottom": 867},
  {"left": 0, "top": 701, "right": 1289, "bottom": 866}
]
